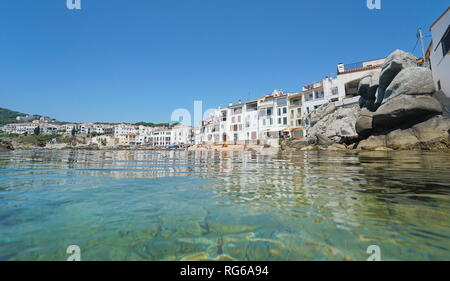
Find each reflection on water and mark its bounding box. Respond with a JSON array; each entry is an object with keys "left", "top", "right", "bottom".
[{"left": 0, "top": 149, "right": 449, "bottom": 261}]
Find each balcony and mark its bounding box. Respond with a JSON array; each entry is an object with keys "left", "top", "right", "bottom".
[{"left": 290, "top": 100, "right": 301, "bottom": 106}]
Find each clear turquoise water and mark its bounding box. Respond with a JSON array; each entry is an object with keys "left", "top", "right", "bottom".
[{"left": 0, "top": 149, "right": 449, "bottom": 261}]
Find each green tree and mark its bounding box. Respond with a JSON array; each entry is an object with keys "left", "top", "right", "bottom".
[
  {"left": 34, "top": 126, "right": 40, "bottom": 135},
  {"left": 71, "top": 127, "right": 77, "bottom": 137}
]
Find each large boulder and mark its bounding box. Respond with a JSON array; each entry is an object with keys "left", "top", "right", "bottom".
[
  {"left": 433, "top": 90, "right": 450, "bottom": 118},
  {"left": 358, "top": 71, "right": 380, "bottom": 105},
  {"left": 368, "top": 70, "right": 380, "bottom": 99},
  {"left": 308, "top": 102, "right": 336, "bottom": 127},
  {"left": 359, "top": 97, "right": 376, "bottom": 111},
  {"left": 411, "top": 115, "right": 450, "bottom": 144},
  {"left": 384, "top": 67, "right": 435, "bottom": 100},
  {"left": 357, "top": 135, "right": 386, "bottom": 150},
  {"left": 356, "top": 108, "right": 375, "bottom": 138},
  {"left": 372, "top": 94, "right": 443, "bottom": 130},
  {"left": 308, "top": 104, "right": 361, "bottom": 144},
  {"left": 385, "top": 129, "right": 420, "bottom": 150},
  {"left": 379, "top": 50, "right": 417, "bottom": 90},
  {"left": 358, "top": 76, "right": 372, "bottom": 100},
  {"left": 375, "top": 87, "right": 385, "bottom": 107},
  {"left": 357, "top": 116, "right": 450, "bottom": 150}
]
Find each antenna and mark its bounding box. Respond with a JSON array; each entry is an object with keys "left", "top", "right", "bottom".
[{"left": 417, "top": 28, "right": 426, "bottom": 59}]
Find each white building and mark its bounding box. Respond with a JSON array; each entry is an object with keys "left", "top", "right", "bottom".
[
  {"left": 2, "top": 123, "right": 39, "bottom": 135},
  {"left": 59, "top": 124, "right": 78, "bottom": 135},
  {"left": 92, "top": 124, "right": 114, "bottom": 135},
  {"left": 335, "top": 58, "right": 385, "bottom": 101},
  {"left": 258, "top": 94, "right": 275, "bottom": 140},
  {"left": 113, "top": 124, "right": 137, "bottom": 137},
  {"left": 148, "top": 127, "right": 172, "bottom": 146},
  {"left": 171, "top": 124, "right": 194, "bottom": 145},
  {"left": 1, "top": 122, "right": 60, "bottom": 135},
  {"left": 228, "top": 102, "right": 245, "bottom": 144},
  {"left": 79, "top": 123, "right": 94, "bottom": 135},
  {"left": 243, "top": 100, "right": 259, "bottom": 143},
  {"left": 257, "top": 90, "right": 289, "bottom": 146},
  {"left": 288, "top": 92, "right": 305, "bottom": 138},
  {"left": 428, "top": 7, "right": 450, "bottom": 97},
  {"left": 302, "top": 81, "right": 326, "bottom": 114},
  {"left": 274, "top": 93, "right": 289, "bottom": 136}
]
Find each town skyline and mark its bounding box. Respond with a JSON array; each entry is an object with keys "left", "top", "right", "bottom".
[{"left": 1, "top": 0, "right": 448, "bottom": 124}]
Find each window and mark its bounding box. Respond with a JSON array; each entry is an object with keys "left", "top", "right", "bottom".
[
  {"left": 278, "top": 118, "right": 281, "bottom": 124},
  {"left": 283, "top": 117, "right": 287, "bottom": 125},
  {"left": 315, "top": 90, "right": 324, "bottom": 99},
  {"left": 283, "top": 107, "right": 287, "bottom": 114},
  {"left": 442, "top": 26, "right": 450, "bottom": 56},
  {"left": 332, "top": 87, "right": 339, "bottom": 96}
]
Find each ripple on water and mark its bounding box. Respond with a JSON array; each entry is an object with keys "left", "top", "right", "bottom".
[{"left": 0, "top": 150, "right": 449, "bottom": 261}]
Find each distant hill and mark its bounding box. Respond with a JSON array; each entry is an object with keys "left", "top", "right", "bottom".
[
  {"left": 0, "top": 107, "right": 26, "bottom": 126},
  {"left": 0, "top": 107, "right": 175, "bottom": 127}
]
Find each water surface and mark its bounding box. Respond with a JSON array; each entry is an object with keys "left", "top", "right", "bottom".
[{"left": 0, "top": 149, "right": 449, "bottom": 261}]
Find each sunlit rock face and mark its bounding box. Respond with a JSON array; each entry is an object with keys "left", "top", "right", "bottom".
[
  {"left": 379, "top": 49, "right": 418, "bottom": 90},
  {"left": 353, "top": 49, "right": 450, "bottom": 151}
]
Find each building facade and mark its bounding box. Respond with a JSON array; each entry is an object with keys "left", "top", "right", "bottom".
[{"left": 429, "top": 7, "right": 450, "bottom": 97}]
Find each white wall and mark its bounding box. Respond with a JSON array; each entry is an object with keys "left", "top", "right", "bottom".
[{"left": 430, "top": 10, "right": 450, "bottom": 97}]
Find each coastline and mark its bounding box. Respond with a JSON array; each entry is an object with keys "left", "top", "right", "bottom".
[{"left": 3, "top": 142, "right": 450, "bottom": 153}]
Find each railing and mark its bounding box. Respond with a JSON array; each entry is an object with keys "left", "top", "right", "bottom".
[{"left": 343, "top": 61, "right": 364, "bottom": 71}]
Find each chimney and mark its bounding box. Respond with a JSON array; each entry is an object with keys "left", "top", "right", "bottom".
[{"left": 337, "top": 63, "right": 344, "bottom": 74}]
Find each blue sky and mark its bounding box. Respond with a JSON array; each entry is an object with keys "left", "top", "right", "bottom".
[{"left": 1, "top": 0, "right": 448, "bottom": 123}]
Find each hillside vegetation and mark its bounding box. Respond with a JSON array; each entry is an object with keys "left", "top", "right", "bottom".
[{"left": 0, "top": 107, "right": 25, "bottom": 126}]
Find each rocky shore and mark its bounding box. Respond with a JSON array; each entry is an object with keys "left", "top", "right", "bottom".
[
  {"left": 283, "top": 49, "right": 450, "bottom": 152},
  {"left": 187, "top": 144, "right": 279, "bottom": 153},
  {"left": 0, "top": 139, "right": 14, "bottom": 151}
]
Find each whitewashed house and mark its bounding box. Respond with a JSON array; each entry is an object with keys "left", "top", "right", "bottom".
[
  {"left": 274, "top": 93, "right": 289, "bottom": 137},
  {"left": 2, "top": 123, "right": 39, "bottom": 135},
  {"left": 257, "top": 90, "right": 288, "bottom": 146},
  {"left": 148, "top": 128, "right": 172, "bottom": 146},
  {"left": 335, "top": 58, "right": 386, "bottom": 102},
  {"left": 258, "top": 94, "right": 275, "bottom": 141},
  {"left": 302, "top": 82, "right": 326, "bottom": 115},
  {"left": 171, "top": 124, "right": 194, "bottom": 145},
  {"left": 79, "top": 123, "right": 94, "bottom": 135},
  {"left": 243, "top": 100, "right": 259, "bottom": 143},
  {"left": 228, "top": 102, "right": 245, "bottom": 144},
  {"left": 288, "top": 92, "right": 305, "bottom": 138},
  {"left": 113, "top": 124, "right": 137, "bottom": 137},
  {"left": 428, "top": 7, "right": 450, "bottom": 97},
  {"left": 59, "top": 124, "right": 78, "bottom": 135}
]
